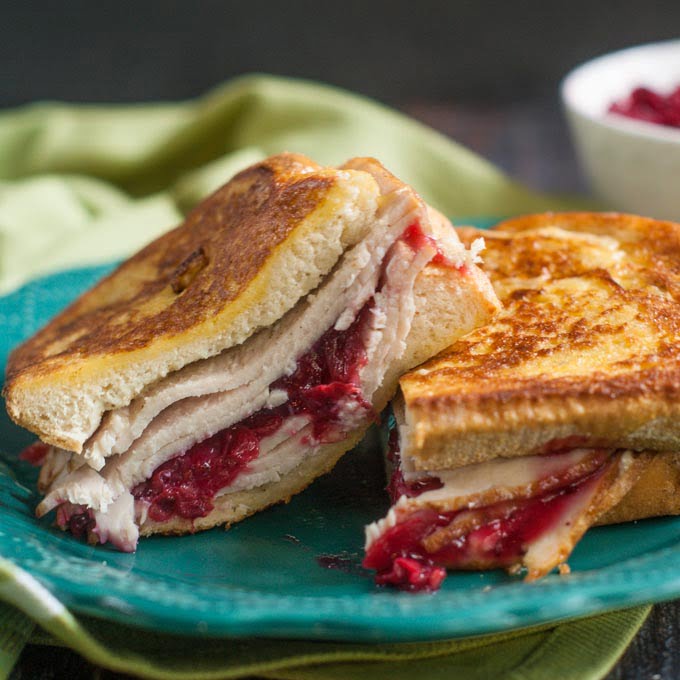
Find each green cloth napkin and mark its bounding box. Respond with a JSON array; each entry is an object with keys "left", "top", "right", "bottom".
[
  {"left": 0, "top": 73, "right": 566, "bottom": 294},
  {"left": 0, "top": 74, "right": 646, "bottom": 679}
]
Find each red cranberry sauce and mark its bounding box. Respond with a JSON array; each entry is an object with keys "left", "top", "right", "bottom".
[
  {"left": 132, "top": 410, "right": 277, "bottom": 523},
  {"left": 364, "top": 461, "right": 610, "bottom": 592},
  {"left": 400, "top": 222, "right": 462, "bottom": 268},
  {"left": 609, "top": 85, "right": 680, "bottom": 128},
  {"left": 385, "top": 423, "right": 443, "bottom": 502},
  {"left": 132, "top": 302, "right": 376, "bottom": 524},
  {"left": 19, "top": 441, "right": 50, "bottom": 466},
  {"left": 375, "top": 556, "right": 447, "bottom": 593},
  {"left": 56, "top": 503, "right": 96, "bottom": 540},
  {"left": 537, "top": 435, "right": 592, "bottom": 454},
  {"left": 272, "top": 302, "right": 374, "bottom": 441}
]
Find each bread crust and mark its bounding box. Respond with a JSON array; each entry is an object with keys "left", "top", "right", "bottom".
[
  {"left": 599, "top": 451, "right": 680, "bottom": 525},
  {"left": 401, "top": 212, "right": 680, "bottom": 471},
  {"left": 4, "top": 153, "right": 380, "bottom": 451}
]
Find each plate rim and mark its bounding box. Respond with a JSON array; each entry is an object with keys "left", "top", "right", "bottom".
[{"left": 2, "top": 255, "right": 679, "bottom": 642}]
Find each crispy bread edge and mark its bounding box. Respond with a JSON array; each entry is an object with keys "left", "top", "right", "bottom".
[
  {"left": 402, "top": 395, "right": 680, "bottom": 471},
  {"left": 598, "top": 451, "right": 680, "bottom": 525},
  {"left": 493, "top": 211, "right": 680, "bottom": 245}
]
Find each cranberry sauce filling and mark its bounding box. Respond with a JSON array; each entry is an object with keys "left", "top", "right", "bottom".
[
  {"left": 537, "top": 435, "right": 592, "bottom": 454},
  {"left": 364, "top": 462, "right": 609, "bottom": 592},
  {"left": 376, "top": 556, "right": 447, "bottom": 593},
  {"left": 400, "top": 222, "right": 462, "bottom": 269},
  {"left": 272, "top": 302, "right": 374, "bottom": 441},
  {"left": 56, "top": 503, "right": 96, "bottom": 540},
  {"left": 132, "top": 410, "right": 280, "bottom": 522},
  {"left": 18, "top": 441, "right": 50, "bottom": 466},
  {"left": 385, "top": 423, "right": 443, "bottom": 502},
  {"left": 132, "top": 301, "right": 376, "bottom": 524},
  {"left": 609, "top": 85, "right": 680, "bottom": 128}
]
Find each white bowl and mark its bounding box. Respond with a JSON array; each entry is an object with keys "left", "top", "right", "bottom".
[{"left": 561, "top": 40, "right": 680, "bottom": 221}]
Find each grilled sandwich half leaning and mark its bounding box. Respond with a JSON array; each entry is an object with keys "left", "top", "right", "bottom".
[{"left": 5, "top": 153, "right": 500, "bottom": 551}]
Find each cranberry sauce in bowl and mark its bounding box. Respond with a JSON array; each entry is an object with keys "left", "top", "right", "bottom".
[
  {"left": 561, "top": 39, "right": 680, "bottom": 220},
  {"left": 609, "top": 85, "right": 680, "bottom": 129}
]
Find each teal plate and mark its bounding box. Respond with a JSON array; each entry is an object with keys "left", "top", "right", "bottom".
[{"left": 2, "top": 260, "right": 680, "bottom": 642}]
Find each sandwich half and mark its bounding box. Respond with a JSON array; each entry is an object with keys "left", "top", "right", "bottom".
[
  {"left": 364, "top": 212, "right": 680, "bottom": 591},
  {"left": 5, "top": 153, "right": 500, "bottom": 551}
]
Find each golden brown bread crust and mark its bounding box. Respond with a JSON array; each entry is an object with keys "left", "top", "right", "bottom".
[
  {"left": 8, "top": 154, "right": 334, "bottom": 374},
  {"left": 4, "top": 153, "right": 380, "bottom": 450},
  {"left": 401, "top": 212, "right": 680, "bottom": 470},
  {"left": 599, "top": 452, "right": 680, "bottom": 525}
]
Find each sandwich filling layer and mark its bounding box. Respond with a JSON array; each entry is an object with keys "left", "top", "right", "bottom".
[
  {"left": 132, "top": 300, "right": 374, "bottom": 524},
  {"left": 364, "top": 416, "right": 646, "bottom": 591},
  {"left": 32, "top": 208, "right": 471, "bottom": 551}
]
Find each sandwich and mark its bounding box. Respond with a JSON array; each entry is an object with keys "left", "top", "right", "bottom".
[
  {"left": 5, "top": 153, "right": 500, "bottom": 551},
  {"left": 364, "top": 212, "right": 680, "bottom": 591}
]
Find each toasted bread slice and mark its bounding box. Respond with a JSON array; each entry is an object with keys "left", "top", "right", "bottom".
[
  {"left": 401, "top": 212, "right": 680, "bottom": 472},
  {"left": 5, "top": 153, "right": 381, "bottom": 452}
]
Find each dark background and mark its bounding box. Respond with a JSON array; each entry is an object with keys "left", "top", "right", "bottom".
[
  {"left": 3, "top": 0, "right": 680, "bottom": 107},
  {"left": 5, "top": 1, "right": 680, "bottom": 195}
]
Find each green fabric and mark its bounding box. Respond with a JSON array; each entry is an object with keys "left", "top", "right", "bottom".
[
  {"left": 0, "top": 585, "right": 649, "bottom": 680},
  {"left": 0, "top": 74, "right": 644, "bottom": 679},
  {"left": 0, "top": 73, "right": 576, "bottom": 295}
]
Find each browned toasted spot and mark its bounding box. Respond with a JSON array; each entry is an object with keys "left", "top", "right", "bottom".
[
  {"left": 5, "top": 154, "right": 337, "bottom": 383},
  {"left": 170, "top": 247, "right": 208, "bottom": 294}
]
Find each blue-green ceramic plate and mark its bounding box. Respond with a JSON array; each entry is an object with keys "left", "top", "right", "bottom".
[{"left": 2, "top": 259, "right": 680, "bottom": 642}]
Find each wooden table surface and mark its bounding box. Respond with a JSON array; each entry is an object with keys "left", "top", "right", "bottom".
[{"left": 10, "top": 97, "right": 680, "bottom": 679}]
